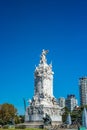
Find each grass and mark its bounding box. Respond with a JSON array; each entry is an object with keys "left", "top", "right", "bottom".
[{"left": 0, "top": 128, "right": 47, "bottom": 130}]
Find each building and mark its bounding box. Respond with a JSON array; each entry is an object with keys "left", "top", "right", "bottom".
[
  {"left": 25, "top": 50, "right": 62, "bottom": 126},
  {"left": 65, "top": 94, "right": 78, "bottom": 111},
  {"left": 58, "top": 97, "right": 65, "bottom": 108},
  {"left": 79, "top": 77, "right": 87, "bottom": 106}
]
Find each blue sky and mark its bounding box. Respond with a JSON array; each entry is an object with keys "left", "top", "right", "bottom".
[{"left": 0, "top": 0, "right": 87, "bottom": 114}]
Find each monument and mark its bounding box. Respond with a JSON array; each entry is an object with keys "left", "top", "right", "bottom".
[{"left": 25, "top": 50, "right": 62, "bottom": 127}]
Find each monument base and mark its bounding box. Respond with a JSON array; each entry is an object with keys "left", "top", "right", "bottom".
[
  {"left": 22, "top": 121, "right": 43, "bottom": 128},
  {"left": 23, "top": 121, "right": 62, "bottom": 128}
]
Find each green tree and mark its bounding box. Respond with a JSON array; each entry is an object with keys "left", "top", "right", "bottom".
[
  {"left": 71, "top": 109, "right": 81, "bottom": 124},
  {"left": 62, "top": 105, "right": 87, "bottom": 125},
  {"left": 0, "top": 103, "right": 17, "bottom": 125},
  {"left": 71, "top": 105, "right": 87, "bottom": 125},
  {"left": 19, "top": 115, "right": 25, "bottom": 123},
  {"left": 14, "top": 115, "right": 21, "bottom": 124},
  {"left": 62, "top": 107, "right": 70, "bottom": 123}
]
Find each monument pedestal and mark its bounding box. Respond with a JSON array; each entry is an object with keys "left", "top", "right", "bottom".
[{"left": 23, "top": 121, "right": 43, "bottom": 128}]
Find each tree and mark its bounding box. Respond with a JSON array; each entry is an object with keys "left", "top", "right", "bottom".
[
  {"left": 19, "top": 115, "right": 25, "bottom": 123},
  {"left": 14, "top": 115, "right": 25, "bottom": 124},
  {"left": 0, "top": 103, "right": 17, "bottom": 125},
  {"left": 62, "top": 105, "right": 87, "bottom": 126},
  {"left": 62, "top": 107, "right": 70, "bottom": 123}
]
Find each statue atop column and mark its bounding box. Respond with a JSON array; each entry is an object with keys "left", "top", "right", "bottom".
[{"left": 40, "top": 49, "right": 49, "bottom": 64}]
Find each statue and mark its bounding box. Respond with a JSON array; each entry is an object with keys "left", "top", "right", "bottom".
[
  {"left": 42, "top": 49, "right": 48, "bottom": 56},
  {"left": 40, "top": 49, "right": 49, "bottom": 64},
  {"left": 43, "top": 113, "right": 52, "bottom": 126}
]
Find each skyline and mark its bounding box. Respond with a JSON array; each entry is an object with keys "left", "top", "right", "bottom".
[{"left": 0, "top": 0, "right": 87, "bottom": 114}]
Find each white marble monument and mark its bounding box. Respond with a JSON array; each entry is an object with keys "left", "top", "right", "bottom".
[{"left": 25, "top": 50, "right": 62, "bottom": 125}]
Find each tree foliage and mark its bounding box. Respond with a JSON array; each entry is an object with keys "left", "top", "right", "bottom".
[
  {"left": 62, "top": 105, "right": 87, "bottom": 125},
  {"left": 0, "top": 103, "right": 17, "bottom": 125},
  {"left": 62, "top": 107, "right": 70, "bottom": 123}
]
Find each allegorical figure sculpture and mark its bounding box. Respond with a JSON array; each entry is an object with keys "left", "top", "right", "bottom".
[
  {"left": 43, "top": 113, "right": 52, "bottom": 126},
  {"left": 40, "top": 49, "right": 48, "bottom": 64}
]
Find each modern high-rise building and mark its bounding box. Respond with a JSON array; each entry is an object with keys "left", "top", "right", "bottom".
[
  {"left": 65, "top": 94, "right": 78, "bottom": 111},
  {"left": 79, "top": 77, "right": 87, "bottom": 106},
  {"left": 58, "top": 97, "right": 65, "bottom": 108}
]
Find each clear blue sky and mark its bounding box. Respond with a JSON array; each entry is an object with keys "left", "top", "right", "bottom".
[{"left": 0, "top": 0, "right": 87, "bottom": 114}]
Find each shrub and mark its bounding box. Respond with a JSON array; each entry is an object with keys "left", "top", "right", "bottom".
[
  {"left": 15, "top": 125, "right": 26, "bottom": 129},
  {"left": 3, "top": 125, "right": 9, "bottom": 129}
]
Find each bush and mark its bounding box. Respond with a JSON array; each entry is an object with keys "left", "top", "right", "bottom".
[
  {"left": 3, "top": 125, "right": 9, "bottom": 129},
  {"left": 9, "top": 125, "right": 15, "bottom": 129},
  {"left": 15, "top": 125, "right": 26, "bottom": 129}
]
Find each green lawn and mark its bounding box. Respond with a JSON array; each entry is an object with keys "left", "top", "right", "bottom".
[{"left": 0, "top": 128, "right": 47, "bottom": 130}]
